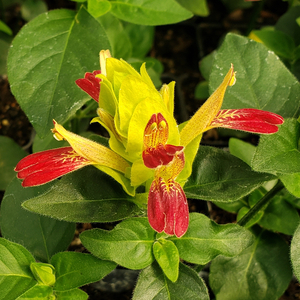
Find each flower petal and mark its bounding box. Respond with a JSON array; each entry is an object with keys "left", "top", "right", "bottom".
[
  {"left": 208, "top": 109, "right": 284, "bottom": 134},
  {"left": 15, "top": 147, "right": 91, "bottom": 187}
]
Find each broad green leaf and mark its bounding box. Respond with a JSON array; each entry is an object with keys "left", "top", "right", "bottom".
[
  {"left": 279, "top": 172, "right": 300, "bottom": 197},
  {"left": 21, "top": 0, "right": 48, "bottom": 21},
  {"left": 175, "top": 0, "right": 209, "bottom": 16},
  {"left": 7, "top": 7, "right": 111, "bottom": 138},
  {"left": 229, "top": 138, "right": 256, "bottom": 166},
  {"left": 184, "top": 146, "right": 275, "bottom": 202},
  {"left": 0, "top": 238, "right": 36, "bottom": 300},
  {"left": 109, "top": 0, "right": 193, "bottom": 26},
  {"left": 291, "top": 223, "right": 300, "bottom": 281},
  {"left": 170, "top": 213, "right": 254, "bottom": 264},
  {"left": 209, "top": 228, "right": 292, "bottom": 300},
  {"left": 0, "top": 20, "right": 12, "bottom": 35},
  {"left": 252, "top": 118, "right": 300, "bottom": 174},
  {"left": 258, "top": 195, "right": 299, "bottom": 235},
  {"left": 199, "top": 50, "right": 216, "bottom": 80},
  {"left": 153, "top": 239, "right": 179, "bottom": 282},
  {"left": 80, "top": 217, "right": 155, "bottom": 269},
  {"left": 51, "top": 252, "right": 116, "bottom": 291},
  {"left": 250, "top": 29, "right": 295, "bottom": 59},
  {"left": 210, "top": 33, "right": 300, "bottom": 118},
  {"left": 16, "top": 284, "right": 53, "bottom": 300},
  {"left": 22, "top": 166, "right": 140, "bottom": 222},
  {"left": 88, "top": 0, "right": 111, "bottom": 18},
  {"left": 132, "top": 262, "right": 209, "bottom": 300},
  {"left": 123, "top": 22, "right": 154, "bottom": 58},
  {"left": 0, "top": 136, "right": 27, "bottom": 190},
  {"left": 97, "top": 12, "right": 132, "bottom": 59},
  {"left": 1, "top": 178, "right": 75, "bottom": 262},
  {"left": 276, "top": 6, "right": 300, "bottom": 46},
  {"left": 55, "top": 289, "right": 88, "bottom": 300}
]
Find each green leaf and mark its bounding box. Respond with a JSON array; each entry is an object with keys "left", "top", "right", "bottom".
[
  {"left": 194, "top": 81, "right": 209, "bottom": 100},
  {"left": 0, "top": 238, "right": 36, "bottom": 300},
  {"left": 21, "top": 0, "right": 48, "bottom": 21},
  {"left": 109, "top": 0, "right": 193, "bottom": 25},
  {"left": 209, "top": 228, "right": 292, "bottom": 300},
  {"left": 252, "top": 118, "right": 300, "bottom": 174},
  {"left": 22, "top": 166, "right": 140, "bottom": 222},
  {"left": 0, "top": 20, "right": 12, "bottom": 35},
  {"left": 16, "top": 284, "right": 53, "bottom": 300},
  {"left": 97, "top": 12, "right": 132, "bottom": 59},
  {"left": 1, "top": 178, "right": 75, "bottom": 262},
  {"left": 210, "top": 33, "right": 300, "bottom": 118},
  {"left": 0, "top": 136, "right": 27, "bottom": 190},
  {"left": 279, "top": 172, "right": 300, "bottom": 197},
  {"left": 291, "top": 223, "right": 300, "bottom": 281},
  {"left": 80, "top": 217, "right": 155, "bottom": 270},
  {"left": 236, "top": 206, "right": 264, "bottom": 228},
  {"left": 55, "top": 289, "right": 88, "bottom": 300},
  {"left": 229, "top": 138, "right": 256, "bottom": 166},
  {"left": 175, "top": 0, "right": 209, "bottom": 16},
  {"left": 153, "top": 239, "right": 179, "bottom": 282},
  {"left": 170, "top": 213, "right": 254, "bottom": 264},
  {"left": 30, "top": 262, "right": 56, "bottom": 286},
  {"left": 122, "top": 22, "right": 154, "bottom": 58},
  {"left": 251, "top": 28, "right": 295, "bottom": 59},
  {"left": 258, "top": 195, "right": 300, "bottom": 235},
  {"left": 51, "top": 252, "right": 116, "bottom": 291},
  {"left": 132, "top": 262, "right": 209, "bottom": 300},
  {"left": 0, "top": 32, "right": 13, "bottom": 75},
  {"left": 199, "top": 50, "right": 216, "bottom": 80},
  {"left": 88, "top": 0, "right": 111, "bottom": 18},
  {"left": 184, "top": 146, "right": 275, "bottom": 202},
  {"left": 7, "top": 7, "right": 111, "bottom": 138}
]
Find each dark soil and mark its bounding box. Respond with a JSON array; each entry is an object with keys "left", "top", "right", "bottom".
[{"left": 1, "top": 0, "right": 298, "bottom": 299}]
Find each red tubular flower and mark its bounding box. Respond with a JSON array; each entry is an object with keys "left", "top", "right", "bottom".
[
  {"left": 75, "top": 70, "right": 101, "bottom": 102},
  {"left": 15, "top": 147, "right": 91, "bottom": 187},
  {"left": 208, "top": 108, "right": 284, "bottom": 134}
]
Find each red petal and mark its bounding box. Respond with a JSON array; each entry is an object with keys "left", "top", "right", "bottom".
[
  {"left": 15, "top": 147, "right": 91, "bottom": 187},
  {"left": 210, "top": 109, "right": 284, "bottom": 134},
  {"left": 148, "top": 178, "right": 189, "bottom": 237}
]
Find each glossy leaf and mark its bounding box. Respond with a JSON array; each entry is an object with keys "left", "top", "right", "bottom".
[
  {"left": 170, "top": 213, "right": 254, "bottom": 264},
  {"left": 153, "top": 239, "right": 179, "bottom": 282},
  {"left": 252, "top": 118, "right": 300, "bottom": 174},
  {"left": 55, "top": 289, "right": 88, "bottom": 300},
  {"left": 209, "top": 228, "right": 292, "bottom": 300},
  {"left": 291, "top": 223, "right": 300, "bottom": 281},
  {"left": 184, "top": 146, "right": 275, "bottom": 202},
  {"left": 109, "top": 0, "right": 193, "bottom": 25},
  {"left": 0, "top": 238, "right": 36, "bottom": 300},
  {"left": 7, "top": 7, "right": 111, "bottom": 138},
  {"left": 132, "top": 262, "right": 209, "bottom": 300},
  {"left": 0, "top": 136, "right": 27, "bottom": 190},
  {"left": 1, "top": 178, "right": 75, "bottom": 262},
  {"left": 80, "top": 218, "right": 155, "bottom": 270},
  {"left": 22, "top": 166, "right": 140, "bottom": 222},
  {"left": 51, "top": 252, "right": 116, "bottom": 291},
  {"left": 258, "top": 195, "right": 299, "bottom": 235},
  {"left": 175, "top": 0, "right": 209, "bottom": 16},
  {"left": 210, "top": 33, "right": 300, "bottom": 118}
]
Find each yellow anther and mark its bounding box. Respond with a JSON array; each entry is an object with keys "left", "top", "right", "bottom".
[{"left": 158, "top": 120, "right": 167, "bottom": 130}]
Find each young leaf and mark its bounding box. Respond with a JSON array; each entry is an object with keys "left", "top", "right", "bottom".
[
  {"left": 0, "top": 238, "right": 36, "bottom": 300},
  {"left": 132, "top": 262, "right": 209, "bottom": 300},
  {"left": 80, "top": 218, "right": 155, "bottom": 270},
  {"left": 153, "top": 239, "right": 179, "bottom": 282},
  {"left": 55, "top": 289, "right": 88, "bottom": 300},
  {"left": 16, "top": 284, "right": 53, "bottom": 300},
  {"left": 184, "top": 146, "right": 275, "bottom": 202},
  {"left": 170, "top": 213, "right": 254, "bottom": 264},
  {"left": 0, "top": 136, "right": 27, "bottom": 190},
  {"left": 1, "top": 178, "right": 75, "bottom": 262},
  {"left": 0, "top": 20, "right": 12, "bottom": 35},
  {"left": 229, "top": 138, "right": 256, "bottom": 166},
  {"left": 88, "top": 0, "right": 111, "bottom": 18},
  {"left": 209, "top": 228, "right": 292, "bottom": 300},
  {"left": 7, "top": 7, "right": 111, "bottom": 138},
  {"left": 51, "top": 252, "right": 116, "bottom": 291},
  {"left": 175, "top": 0, "right": 209, "bottom": 16},
  {"left": 210, "top": 33, "right": 300, "bottom": 118},
  {"left": 291, "top": 223, "right": 300, "bottom": 281},
  {"left": 109, "top": 0, "right": 193, "bottom": 25},
  {"left": 252, "top": 118, "right": 300, "bottom": 174},
  {"left": 22, "top": 166, "right": 140, "bottom": 222}
]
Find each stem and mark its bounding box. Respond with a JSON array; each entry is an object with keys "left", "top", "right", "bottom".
[
  {"left": 245, "top": 0, "right": 266, "bottom": 36},
  {"left": 238, "top": 181, "right": 284, "bottom": 227}
]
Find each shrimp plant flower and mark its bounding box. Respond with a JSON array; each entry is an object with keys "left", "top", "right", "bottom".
[{"left": 15, "top": 50, "right": 284, "bottom": 238}]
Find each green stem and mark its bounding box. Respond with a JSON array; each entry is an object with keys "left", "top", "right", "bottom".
[
  {"left": 245, "top": 0, "right": 266, "bottom": 36},
  {"left": 238, "top": 181, "right": 284, "bottom": 227}
]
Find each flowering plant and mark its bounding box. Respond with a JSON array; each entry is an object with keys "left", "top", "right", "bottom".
[{"left": 1, "top": 1, "right": 300, "bottom": 300}]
